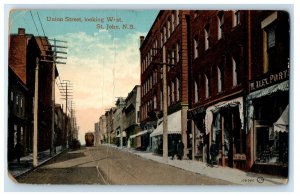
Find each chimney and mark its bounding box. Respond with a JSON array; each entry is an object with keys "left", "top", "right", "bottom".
[
  {"left": 140, "top": 36, "right": 145, "bottom": 46},
  {"left": 18, "top": 28, "right": 25, "bottom": 35}
]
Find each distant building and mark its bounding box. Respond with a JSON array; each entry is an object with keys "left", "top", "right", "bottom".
[
  {"left": 99, "top": 115, "right": 107, "bottom": 143},
  {"left": 122, "top": 85, "right": 141, "bottom": 148},
  {"left": 94, "top": 122, "right": 100, "bottom": 146}
]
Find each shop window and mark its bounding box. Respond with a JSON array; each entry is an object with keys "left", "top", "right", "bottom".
[
  {"left": 218, "top": 11, "right": 224, "bottom": 40},
  {"left": 204, "top": 24, "right": 210, "bottom": 50}
]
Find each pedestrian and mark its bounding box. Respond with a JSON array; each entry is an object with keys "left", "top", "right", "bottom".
[
  {"left": 177, "top": 140, "right": 184, "bottom": 160},
  {"left": 170, "top": 140, "right": 177, "bottom": 160},
  {"left": 209, "top": 140, "right": 218, "bottom": 167},
  {"left": 14, "top": 142, "right": 23, "bottom": 165}
]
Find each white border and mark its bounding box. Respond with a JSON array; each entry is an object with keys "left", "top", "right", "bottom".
[{"left": 1, "top": 0, "right": 298, "bottom": 194}]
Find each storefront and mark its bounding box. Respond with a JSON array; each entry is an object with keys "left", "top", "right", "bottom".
[
  {"left": 247, "top": 79, "right": 289, "bottom": 176},
  {"left": 206, "top": 97, "right": 246, "bottom": 169},
  {"left": 150, "top": 110, "right": 182, "bottom": 154}
]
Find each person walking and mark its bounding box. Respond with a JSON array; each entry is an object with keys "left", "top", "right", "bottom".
[
  {"left": 209, "top": 140, "right": 218, "bottom": 167},
  {"left": 177, "top": 140, "right": 184, "bottom": 160},
  {"left": 14, "top": 142, "right": 23, "bottom": 165},
  {"left": 170, "top": 140, "right": 177, "bottom": 160}
]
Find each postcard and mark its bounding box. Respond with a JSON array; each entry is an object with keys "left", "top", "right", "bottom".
[{"left": 7, "top": 9, "right": 290, "bottom": 186}]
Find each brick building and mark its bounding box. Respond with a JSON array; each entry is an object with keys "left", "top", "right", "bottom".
[
  {"left": 8, "top": 28, "right": 58, "bottom": 161},
  {"left": 140, "top": 10, "right": 190, "bottom": 156},
  {"left": 189, "top": 10, "right": 249, "bottom": 168}
]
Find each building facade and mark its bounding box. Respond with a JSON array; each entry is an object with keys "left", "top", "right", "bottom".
[
  {"left": 99, "top": 115, "right": 107, "bottom": 143},
  {"left": 140, "top": 10, "right": 190, "bottom": 155},
  {"left": 122, "top": 85, "right": 141, "bottom": 148}
]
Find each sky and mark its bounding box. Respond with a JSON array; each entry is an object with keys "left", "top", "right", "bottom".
[{"left": 9, "top": 9, "right": 159, "bottom": 143}]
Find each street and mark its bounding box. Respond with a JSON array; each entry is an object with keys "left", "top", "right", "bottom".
[{"left": 17, "top": 145, "right": 233, "bottom": 185}]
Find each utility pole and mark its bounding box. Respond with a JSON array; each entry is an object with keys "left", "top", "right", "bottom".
[
  {"left": 162, "top": 46, "right": 168, "bottom": 162},
  {"left": 33, "top": 57, "right": 39, "bottom": 167},
  {"left": 42, "top": 38, "right": 67, "bottom": 156},
  {"left": 60, "top": 80, "right": 73, "bottom": 147}
]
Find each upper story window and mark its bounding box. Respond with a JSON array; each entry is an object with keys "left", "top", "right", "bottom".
[
  {"left": 264, "top": 23, "right": 277, "bottom": 73},
  {"left": 176, "top": 77, "right": 180, "bottom": 101},
  {"left": 171, "top": 81, "right": 175, "bottom": 103},
  {"left": 176, "top": 10, "right": 180, "bottom": 26},
  {"left": 160, "top": 31, "right": 163, "bottom": 47},
  {"left": 10, "top": 91, "right": 14, "bottom": 101},
  {"left": 163, "top": 26, "right": 167, "bottom": 43},
  {"left": 194, "top": 80, "right": 199, "bottom": 103},
  {"left": 204, "top": 24, "right": 210, "bottom": 50},
  {"left": 233, "top": 10, "right": 240, "bottom": 27},
  {"left": 205, "top": 74, "right": 210, "bottom": 98},
  {"left": 172, "top": 12, "right": 175, "bottom": 32},
  {"left": 193, "top": 36, "right": 199, "bottom": 59},
  {"left": 167, "top": 19, "right": 171, "bottom": 38},
  {"left": 154, "top": 95, "right": 157, "bottom": 109},
  {"left": 232, "top": 56, "right": 241, "bottom": 86},
  {"left": 217, "top": 65, "right": 224, "bottom": 93},
  {"left": 176, "top": 41, "right": 180, "bottom": 62},
  {"left": 218, "top": 11, "right": 224, "bottom": 40}
]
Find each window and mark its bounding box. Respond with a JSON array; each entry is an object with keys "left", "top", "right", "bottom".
[
  {"left": 167, "top": 19, "right": 171, "bottom": 38},
  {"left": 160, "top": 31, "right": 163, "bottom": 47},
  {"left": 163, "top": 26, "right": 167, "bottom": 43},
  {"left": 176, "top": 41, "right": 180, "bottom": 62},
  {"left": 171, "top": 81, "right": 175, "bottom": 103},
  {"left": 194, "top": 80, "right": 199, "bottom": 103},
  {"left": 176, "top": 10, "right": 180, "bottom": 26},
  {"left": 168, "top": 85, "right": 170, "bottom": 106},
  {"left": 16, "top": 95, "right": 19, "bottom": 105},
  {"left": 217, "top": 66, "right": 224, "bottom": 92},
  {"left": 264, "top": 24, "right": 277, "bottom": 73},
  {"left": 232, "top": 57, "right": 241, "bottom": 86},
  {"left": 10, "top": 91, "right": 13, "bottom": 101},
  {"left": 218, "top": 12, "right": 224, "bottom": 40},
  {"left": 176, "top": 77, "right": 180, "bottom": 101},
  {"left": 194, "top": 36, "right": 199, "bottom": 59},
  {"left": 171, "top": 48, "right": 175, "bottom": 65},
  {"left": 233, "top": 10, "right": 240, "bottom": 27},
  {"left": 204, "top": 24, "right": 210, "bottom": 50},
  {"left": 154, "top": 96, "right": 157, "bottom": 109},
  {"left": 172, "top": 12, "right": 175, "bottom": 32},
  {"left": 20, "top": 97, "right": 23, "bottom": 108},
  {"left": 205, "top": 74, "right": 210, "bottom": 98},
  {"left": 160, "top": 90, "right": 163, "bottom": 110}
]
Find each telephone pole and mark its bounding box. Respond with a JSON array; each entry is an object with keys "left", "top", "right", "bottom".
[
  {"left": 33, "top": 58, "right": 39, "bottom": 167},
  {"left": 60, "top": 80, "right": 73, "bottom": 146}
]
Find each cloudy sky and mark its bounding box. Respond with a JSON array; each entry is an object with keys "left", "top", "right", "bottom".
[{"left": 10, "top": 9, "right": 159, "bottom": 143}]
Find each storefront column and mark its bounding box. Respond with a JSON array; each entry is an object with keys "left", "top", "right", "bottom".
[
  {"left": 221, "top": 114, "right": 225, "bottom": 166},
  {"left": 192, "top": 120, "right": 195, "bottom": 160},
  {"left": 181, "top": 104, "right": 188, "bottom": 159}
]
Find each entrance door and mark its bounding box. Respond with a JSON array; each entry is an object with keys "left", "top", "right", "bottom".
[{"left": 254, "top": 120, "right": 270, "bottom": 162}]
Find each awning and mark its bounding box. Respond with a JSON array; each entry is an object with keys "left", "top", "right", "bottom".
[
  {"left": 247, "top": 80, "right": 289, "bottom": 101},
  {"left": 205, "top": 97, "right": 244, "bottom": 134},
  {"left": 116, "top": 131, "right": 126, "bottom": 138},
  {"left": 274, "top": 105, "right": 289, "bottom": 132},
  {"left": 129, "top": 130, "right": 148, "bottom": 139},
  {"left": 150, "top": 110, "right": 182, "bottom": 137}
]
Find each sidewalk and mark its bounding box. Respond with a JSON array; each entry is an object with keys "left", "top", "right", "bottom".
[
  {"left": 8, "top": 146, "right": 66, "bottom": 178},
  {"left": 106, "top": 144, "right": 288, "bottom": 185}
]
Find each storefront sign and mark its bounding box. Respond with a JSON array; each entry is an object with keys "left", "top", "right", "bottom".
[{"left": 250, "top": 69, "right": 289, "bottom": 92}]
